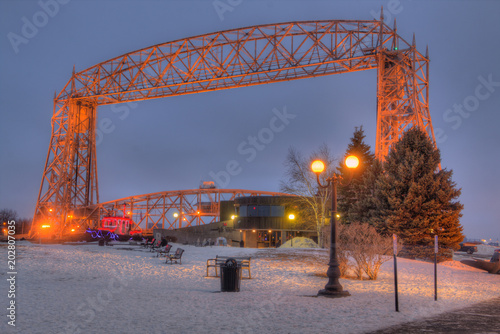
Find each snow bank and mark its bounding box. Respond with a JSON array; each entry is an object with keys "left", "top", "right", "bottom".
[
  {"left": 476, "top": 244, "right": 499, "bottom": 256},
  {"left": 1, "top": 241, "right": 498, "bottom": 334},
  {"left": 279, "top": 237, "right": 319, "bottom": 248},
  {"left": 440, "top": 260, "right": 485, "bottom": 272}
]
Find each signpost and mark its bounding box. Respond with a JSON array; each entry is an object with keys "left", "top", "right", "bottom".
[
  {"left": 393, "top": 234, "right": 399, "bottom": 312},
  {"left": 434, "top": 234, "right": 438, "bottom": 301}
]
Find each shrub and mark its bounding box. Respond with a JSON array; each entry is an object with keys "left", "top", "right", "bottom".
[{"left": 338, "top": 222, "right": 398, "bottom": 280}]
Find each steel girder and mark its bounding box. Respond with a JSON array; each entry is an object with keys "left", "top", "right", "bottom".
[
  {"left": 82, "top": 189, "right": 290, "bottom": 234},
  {"left": 32, "top": 18, "right": 436, "bottom": 238}
]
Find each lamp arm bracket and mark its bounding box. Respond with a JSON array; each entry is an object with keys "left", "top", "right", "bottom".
[{"left": 316, "top": 174, "right": 330, "bottom": 189}]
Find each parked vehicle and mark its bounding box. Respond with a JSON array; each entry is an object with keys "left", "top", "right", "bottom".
[
  {"left": 96, "top": 216, "right": 142, "bottom": 240},
  {"left": 459, "top": 242, "right": 478, "bottom": 254},
  {"left": 492, "top": 249, "right": 500, "bottom": 262}
]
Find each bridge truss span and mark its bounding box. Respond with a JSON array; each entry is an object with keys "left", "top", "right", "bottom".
[
  {"left": 63, "top": 20, "right": 387, "bottom": 104},
  {"left": 32, "top": 14, "right": 437, "bottom": 238},
  {"left": 91, "top": 189, "right": 290, "bottom": 233}
]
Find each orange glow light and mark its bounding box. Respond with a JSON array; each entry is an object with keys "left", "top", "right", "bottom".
[
  {"left": 41, "top": 225, "right": 51, "bottom": 229},
  {"left": 345, "top": 155, "right": 360, "bottom": 169},
  {"left": 311, "top": 160, "right": 325, "bottom": 174}
]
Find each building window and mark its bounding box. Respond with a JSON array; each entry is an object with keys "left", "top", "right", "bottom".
[
  {"left": 248, "top": 206, "right": 259, "bottom": 217},
  {"left": 238, "top": 205, "right": 284, "bottom": 217},
  {"left": 258, "top": 205, "right": 270, "bottom": 216},
  {"left": 270, "top": 206, "right": 285, "bottom": 217},
  {"left": 239, "top": 205, "right": 247, "bottom": 217}
]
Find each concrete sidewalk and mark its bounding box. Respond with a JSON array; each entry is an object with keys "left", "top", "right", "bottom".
[{"left": 367, "top": 296, "right": 500, "bottom": 334}]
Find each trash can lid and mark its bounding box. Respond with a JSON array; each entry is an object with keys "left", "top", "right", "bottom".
[{"left": 225, "top": 258, "right": 238, "bottom": 267}]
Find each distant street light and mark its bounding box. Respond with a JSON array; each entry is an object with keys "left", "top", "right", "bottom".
[
  {"left": 288, "top": 213, "right": 297, "bottom": 247},
  {"left": 311, "top": 155, "right": 359, "bottom": 298}
]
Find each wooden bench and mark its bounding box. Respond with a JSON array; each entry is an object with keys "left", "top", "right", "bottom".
[
  {"left": 206, "top": 255, "right": 251, "bottom": 279},
  {"left": 166, "top": 248, "right": 184, "bottom": 264},
  {"left": 141, "top": 238, "right": 155, "bottom": 248},
  {"left": 149, "top": 240, "right": 163, "bottom": 252},
  {"left": 155, "top": 244, "right": 172, "bottom": 257}
]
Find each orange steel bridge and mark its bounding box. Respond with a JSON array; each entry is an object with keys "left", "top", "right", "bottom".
[
  {"left": 91, "top": 189, "right": 289, "bottom": 233},
  {"left": 31, "top": 12, "right": 437, "bottom": 238}
]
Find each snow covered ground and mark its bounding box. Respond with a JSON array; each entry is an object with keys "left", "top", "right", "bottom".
[{"left": 1, "top": 241, "right": 498, "bottom": 334}]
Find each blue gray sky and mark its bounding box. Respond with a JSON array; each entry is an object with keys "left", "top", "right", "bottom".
[{"left": 1, "top": 0, "right": 499, "bottom": 241}]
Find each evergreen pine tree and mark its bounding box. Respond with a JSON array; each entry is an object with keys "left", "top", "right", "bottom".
[
  {"left": 338, "top": 126, "right": 375, "bottom": 224},
  {"left": 373, "top": 128, "right": 464, "bottom": 258},
  {"left": 349, "top": 159, "right": 384, "bottom": 225}
]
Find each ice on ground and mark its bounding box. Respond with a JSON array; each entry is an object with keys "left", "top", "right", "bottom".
[
  {"left": 0, "top": 241, "right": 498, "bottom": 334},
  {"left": 279, "top": 237, "right": 319, "bottom": 248}
]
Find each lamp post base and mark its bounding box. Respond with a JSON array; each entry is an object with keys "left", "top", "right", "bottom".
[{"left": 317, "top": 288, "right": 351, "bottom": 298}]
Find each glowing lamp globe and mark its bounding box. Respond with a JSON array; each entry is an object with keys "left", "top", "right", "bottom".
[
  {"left": 311, "top": 160, "right": 325, "bottom": 174},
  {"left": 345, "top": 155, "right": 359, "bottom": 169}
]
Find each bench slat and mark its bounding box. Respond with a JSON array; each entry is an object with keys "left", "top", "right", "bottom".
[{"left": 206, "top": 255, "right": 252, "bottom": 278}]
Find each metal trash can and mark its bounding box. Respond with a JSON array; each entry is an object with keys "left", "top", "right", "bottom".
[{"left": 220, "top": 258, "right": 241, "bottom": 292}]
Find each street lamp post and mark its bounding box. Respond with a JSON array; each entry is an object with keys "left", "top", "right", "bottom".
[
  {"left": 311, "top": 155, "right": 359, "bottom": 298},
  {"left": 288, "top": 213, "right": 295, "bottom": 247}
]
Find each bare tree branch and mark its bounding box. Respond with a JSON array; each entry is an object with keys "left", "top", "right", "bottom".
[{"left": 280, "top": 145, "right": 337, "bottom": 247}]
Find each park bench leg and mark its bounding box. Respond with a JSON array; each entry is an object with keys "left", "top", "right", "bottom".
[{"left": 246, "top": 267, "right": 251, "bottom": 279}]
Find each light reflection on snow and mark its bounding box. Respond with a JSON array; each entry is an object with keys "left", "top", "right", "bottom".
[{"left": 2, "top": 241, "right": 498, "bottom": 334}]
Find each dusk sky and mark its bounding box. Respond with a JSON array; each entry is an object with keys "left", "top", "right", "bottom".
[{"left": 0, "top": 0, "right": 499, "bottom": 241}]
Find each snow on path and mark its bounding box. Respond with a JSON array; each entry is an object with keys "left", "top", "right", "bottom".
[{"left": 0, "top": 242, "right": 498, "bottom": 334}]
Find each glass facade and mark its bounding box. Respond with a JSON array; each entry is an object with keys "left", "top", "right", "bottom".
[{"left": 238, "top": 205, "right": 285, "bottom": 217}]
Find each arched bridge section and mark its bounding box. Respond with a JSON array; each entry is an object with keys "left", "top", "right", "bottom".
[
  {"left": 90, "top": 189, "right": 291, "bottom": 233},
  {"left": 33, "top": 16, "right": 436, "bottom": 237}
]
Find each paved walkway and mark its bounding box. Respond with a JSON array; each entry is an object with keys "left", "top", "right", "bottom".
[{"left": 367, "top": 297, "right": 500, "bottom": 334}]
